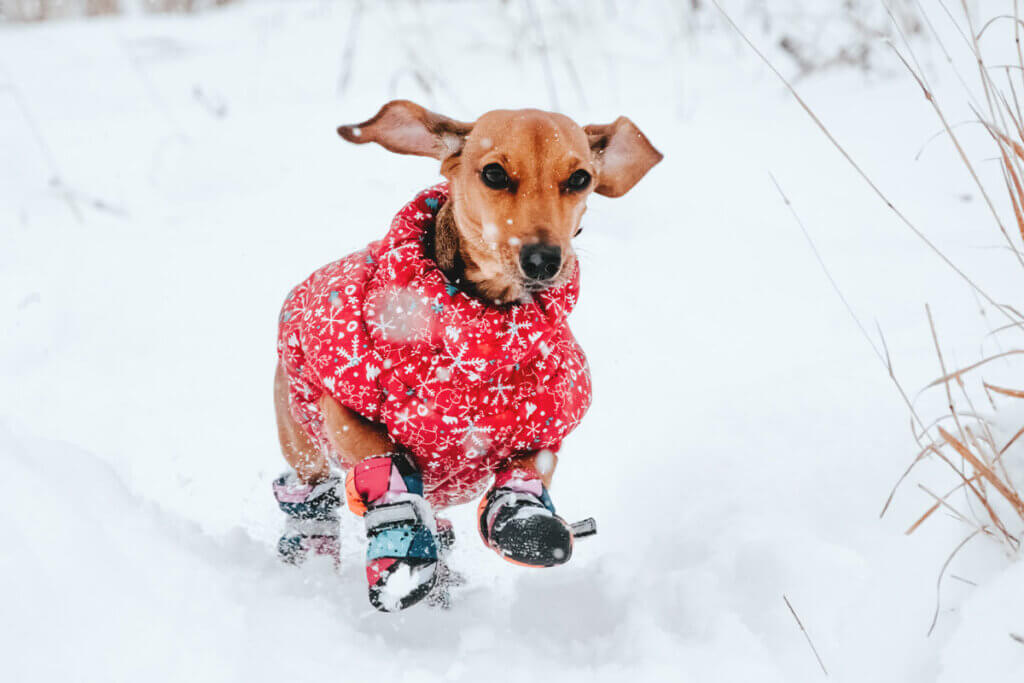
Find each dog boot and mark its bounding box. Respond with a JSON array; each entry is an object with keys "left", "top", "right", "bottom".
[
  {"left": 273, "top": 471, "right": 342, "bottom": 567},
  {"left": 478, "top": 468, "right": 573, "bottom": 567},
  {"left": 345, "top": 452, "right": 439, "bottom": 612}
]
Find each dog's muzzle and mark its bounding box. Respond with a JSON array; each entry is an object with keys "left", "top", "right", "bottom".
[{"left": 519, "top": 244, "right": 562, "bottom": 282}]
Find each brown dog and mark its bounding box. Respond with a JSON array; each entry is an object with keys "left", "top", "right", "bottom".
[
  {"left": 275, "top": 101, "right": 661, "bottom": 493},
  {"left": 274, "top": 100, "right": 661, "bottom": 607}
]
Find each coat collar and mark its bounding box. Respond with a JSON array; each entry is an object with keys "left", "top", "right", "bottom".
[{"left": 368, "top": 183, "right": 582, "bottom": 379}]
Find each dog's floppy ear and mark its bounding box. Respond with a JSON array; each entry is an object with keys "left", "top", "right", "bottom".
[
  {"left": 338, "top": 100, "right": 473, "bottom": 160},
  {"left": 584, "top": 117, "right": 663, "bottom": 197}
]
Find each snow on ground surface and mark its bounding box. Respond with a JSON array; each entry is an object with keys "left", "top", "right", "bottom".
[{"left": 3, "top": 1, "right": 1024, "bottom": 681}]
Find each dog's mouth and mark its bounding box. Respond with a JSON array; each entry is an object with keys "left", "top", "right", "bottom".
[{"left": 520, "top": 278, "right": 554, "bottom": 293}]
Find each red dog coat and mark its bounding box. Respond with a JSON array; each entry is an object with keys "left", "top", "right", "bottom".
[{"left": 278, "top": 184, "right": 592, "bottom": 508}]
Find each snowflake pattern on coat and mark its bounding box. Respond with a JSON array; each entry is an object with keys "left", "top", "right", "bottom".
[{"left": 277, "top": 184, "right": 592, "bottom": 509}]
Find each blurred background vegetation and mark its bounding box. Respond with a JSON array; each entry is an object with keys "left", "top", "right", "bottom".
[{"left": 0, "top": 0, "right": 925, "bottom": 81}]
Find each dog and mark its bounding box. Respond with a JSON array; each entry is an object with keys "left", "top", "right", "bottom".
[{"left": 272, "top": 100, "right": 661, "bottom": 611}]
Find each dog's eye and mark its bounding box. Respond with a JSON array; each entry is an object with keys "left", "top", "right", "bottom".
[
  {"left": 481, "top": 163, "right": 510, "bottom": 190},
  {"left": 567, "top": 169, "right": 591, "bottom": 192}
]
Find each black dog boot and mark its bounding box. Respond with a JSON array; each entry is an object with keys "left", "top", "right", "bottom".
[
  {"left": 273, "top": 471, "right": 342, "bottom": 567},
  {"left": 478, "top": 468, "right": 573, "bottom": 568}
]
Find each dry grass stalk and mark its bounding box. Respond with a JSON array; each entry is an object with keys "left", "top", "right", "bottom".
[
  {"left": 1001, "top": 425, "right": 1024, "bottom": 455},
  {"left": 923, "top": 351, "right": 1024, "bottom": 389},
  {"left": 928, "top": 529, "right": 981, "bottom": 637},
  {"left": 718, "top": 17, "right": 1024, "bottom": 639},
  {"left": 894, "top": 3, "right": 1024, "bottom": 557},
  {"left": 939, "top": 427, "right": 1024, "bottom": 516},
  {"left": 909, "top": 480, "right": 986, "bottom": 536},
  {"left": 923, "top": 441, "right": 1017, "bottom": 546},
  {"left": 736, "top": 0, "right": 1024, "bottom": 518},
  {"left": 782, "top": 595, "right": 828, "bottom": 677},
  {"left": 711, "top": 0, "right": 1023, "bottom": 327},
  {"left": 985, "top": 383, "right": 1024, "bottom": 399}
]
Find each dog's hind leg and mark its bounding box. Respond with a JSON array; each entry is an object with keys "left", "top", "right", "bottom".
[
  {"left": 274, "top": 362, "right": 332, "bottom": 484},
  {"left": 272, "top": 363, "right": 344, "bottom": 565}
]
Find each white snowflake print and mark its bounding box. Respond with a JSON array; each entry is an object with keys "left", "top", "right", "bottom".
[
  {"left": 488, "top": 377, "right": 514, "bottom": 404},
  {"left": 444, "top": 342, "right": 488, "bottom": 380},
  {"left": 335, "top": 337, "right": 364, "bottom": 372},
  {"left": 454, "top": 418, "right": 494, "bottom": 459},
  {"left": 497, "top": 306, "right": 533, "bottom": 350}
]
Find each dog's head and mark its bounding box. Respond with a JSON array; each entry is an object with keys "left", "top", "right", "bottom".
[{"left": 338, "top": 100, "right": 662, "bottom": 303}]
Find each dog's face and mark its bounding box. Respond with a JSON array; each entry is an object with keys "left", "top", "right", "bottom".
[{"left": 339, "top": 101, "right": 662, "bottom": 303}]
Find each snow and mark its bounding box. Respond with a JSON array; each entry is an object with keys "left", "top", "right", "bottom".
[
  {"left": 2, "top": 1, "right": 1024, "bottom": 681},
  {"left": 377, "top": 562, "right": 437, "bottom": 613}
]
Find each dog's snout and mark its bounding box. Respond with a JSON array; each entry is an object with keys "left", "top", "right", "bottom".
[{"left": 519, "top": 244, "right": 562, "bottom": 282}]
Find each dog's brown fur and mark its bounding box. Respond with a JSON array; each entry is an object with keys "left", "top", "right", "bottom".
[{"left": 276, "top": 100, "right": 661, "bottom": 491}]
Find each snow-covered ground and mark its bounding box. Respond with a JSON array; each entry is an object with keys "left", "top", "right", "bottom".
[{"left": 3, "top": 2, "right": 1024, "bottom": 681}]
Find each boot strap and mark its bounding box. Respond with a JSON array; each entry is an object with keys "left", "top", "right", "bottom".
[
  {"left": 483, "top": 490, "right": 553, "bottom": 540},
  {"left": 364, "top": 501, "right": 424, "bottom": 534},
  {"left": 284, "top": 516, "right": 339, "bottom": 537}
]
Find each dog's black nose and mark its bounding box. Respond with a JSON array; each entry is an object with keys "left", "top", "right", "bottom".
[{"left": 519, "top": 244, "right": 562, "bottom": 281}]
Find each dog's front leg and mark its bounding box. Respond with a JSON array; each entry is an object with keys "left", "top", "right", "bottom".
[
  {"left": 477, "top": 449, "right": 574, "bottom": 567},
  {"left": 501, "top": 449, "right": 559, "bottom": 489}
]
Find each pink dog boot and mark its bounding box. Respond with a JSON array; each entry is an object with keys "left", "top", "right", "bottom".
[
  {"left": 273, "top": 471, "right": 342, "bottom": 567},
  {"left": 477, "top": 469, "right": 573, "bottom": 568},
  {"left": 345, "top": 452, "right": 439, "bottom": 612}
]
